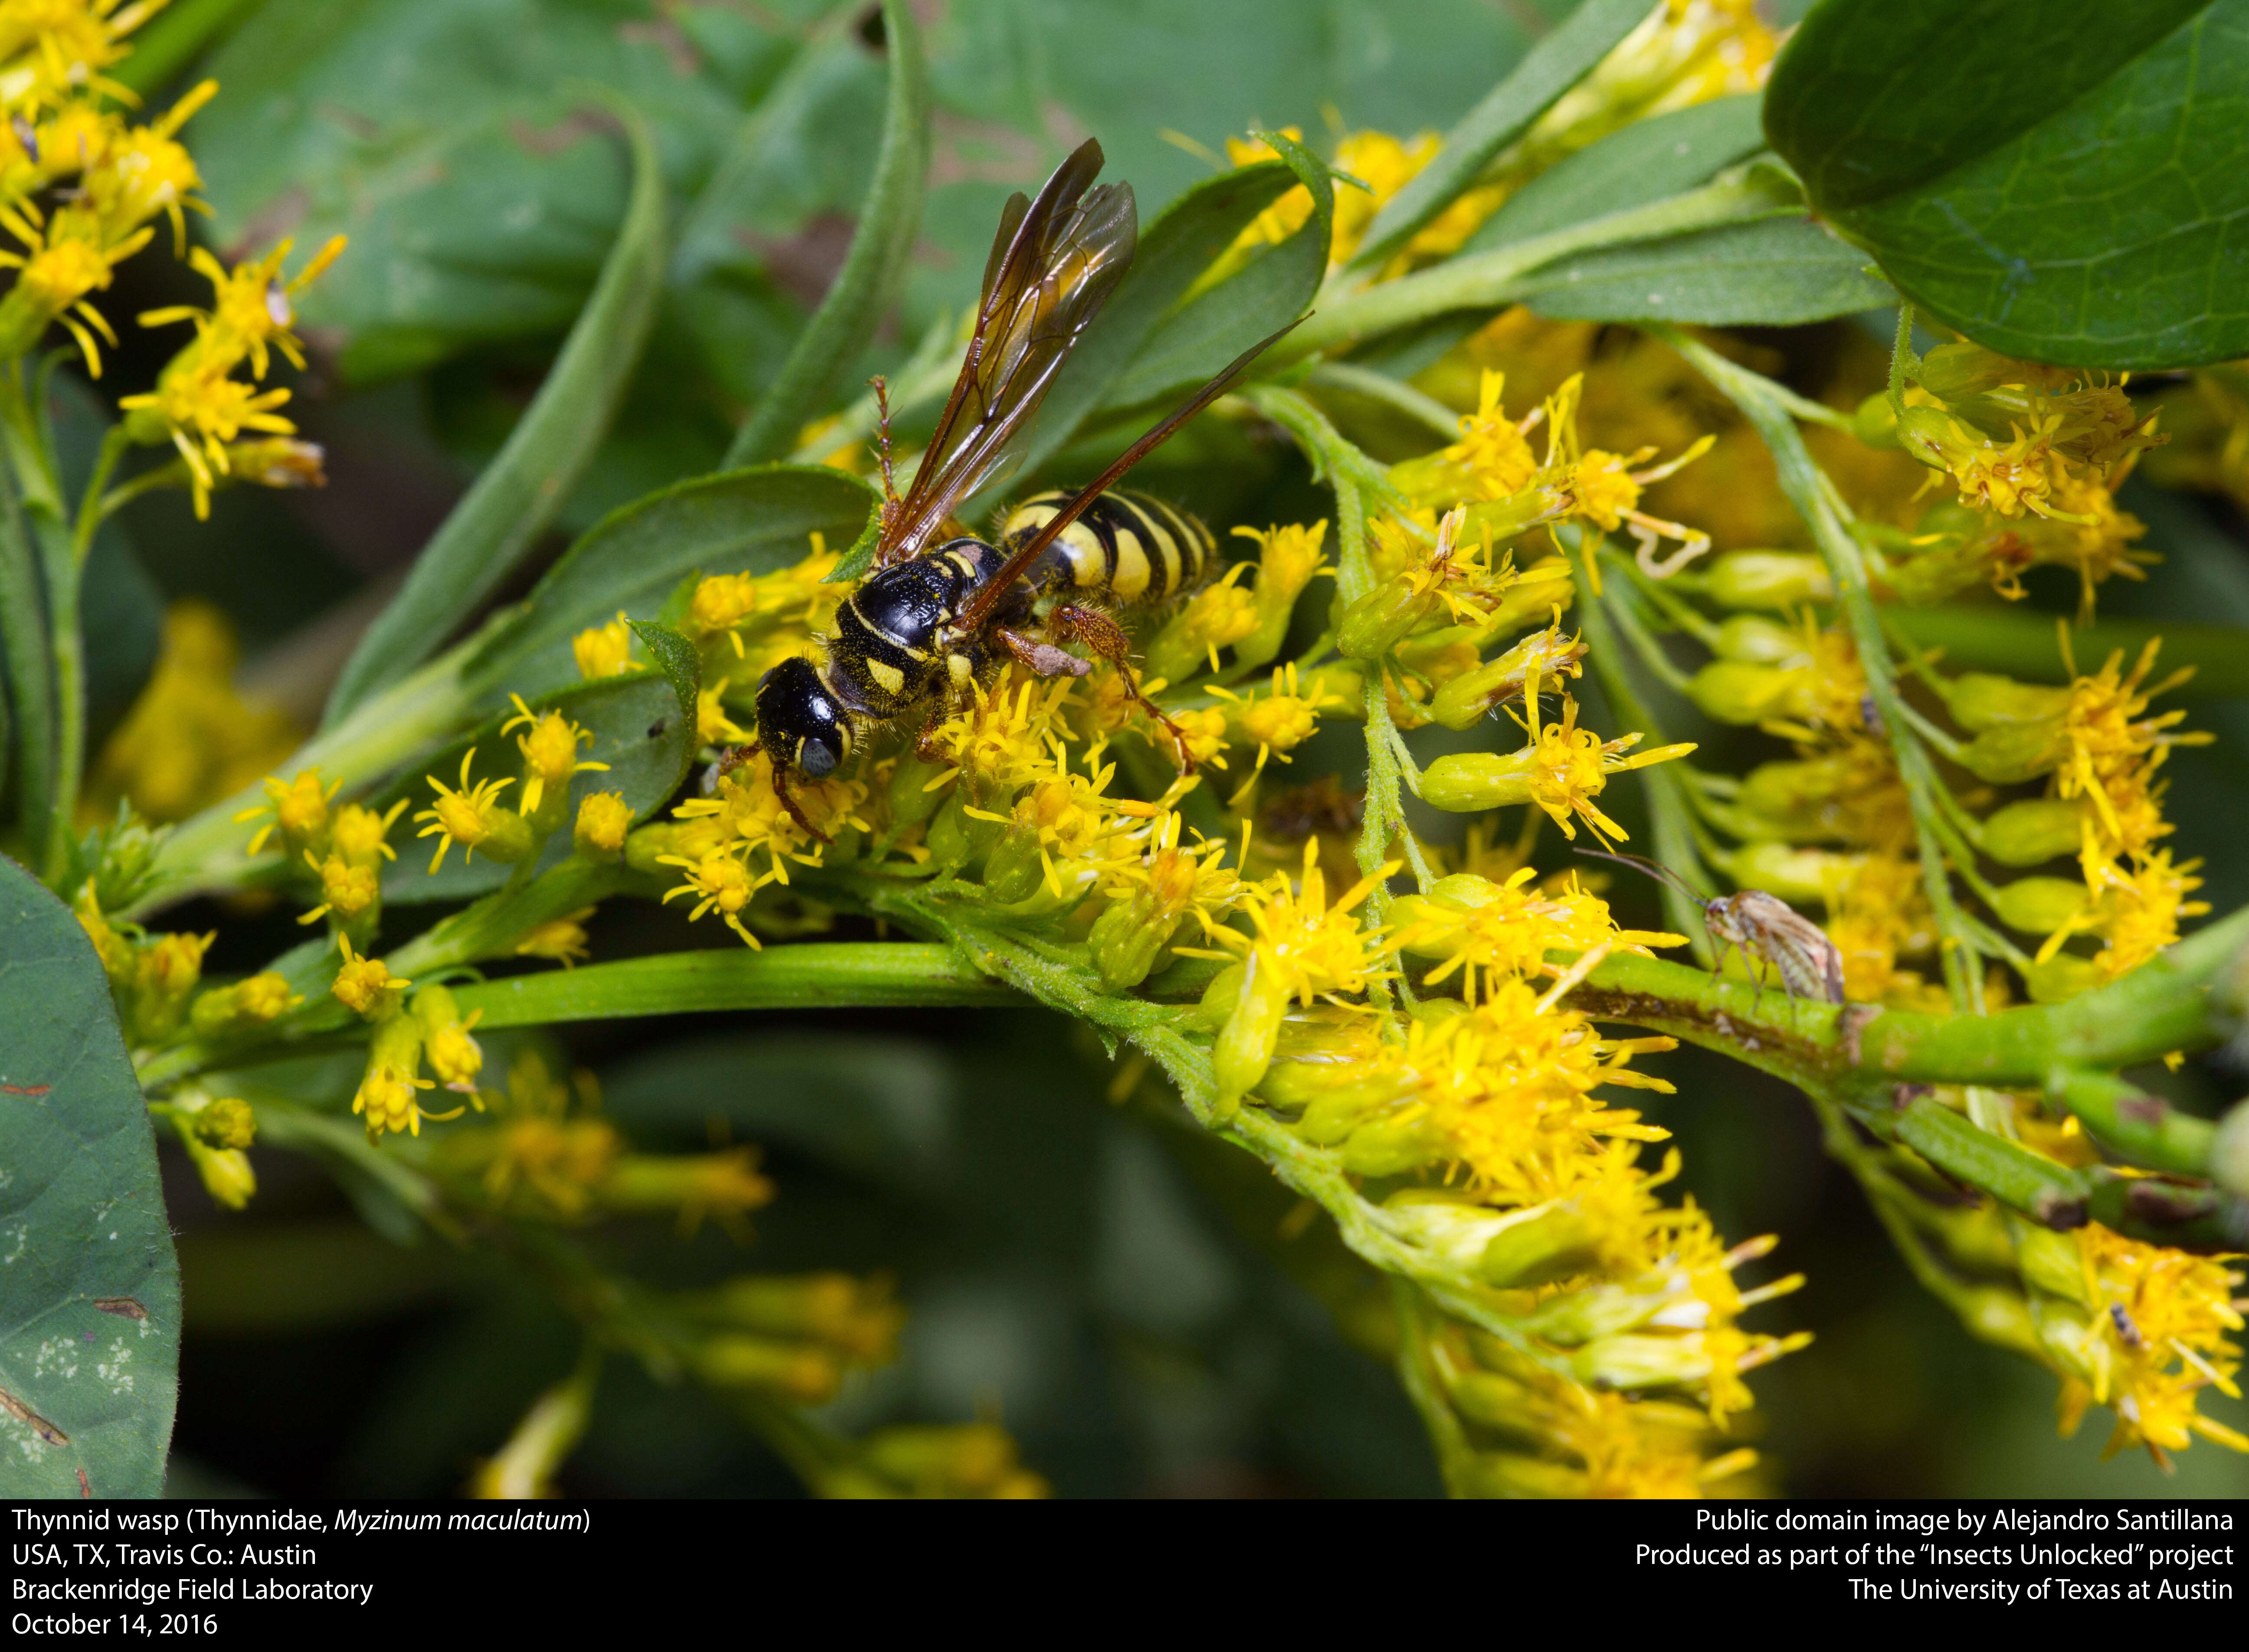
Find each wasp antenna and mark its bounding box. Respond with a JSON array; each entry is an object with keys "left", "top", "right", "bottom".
[
  {"left": 872, "top": 374, "right": 899, "bottom": 508},
  {"left": 1572, "top": 846, "right": 1710, "bottom": 906}
]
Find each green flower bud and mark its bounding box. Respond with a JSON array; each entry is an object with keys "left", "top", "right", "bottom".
[
  {"left": 1089, "top": 895, "right": 1181, "bottom": 990},
  {"left": 1382, "top": 1190, "right": 1516, "bottom": 1270},
  {"left": 1700, "top": 552, "right": 1832, "bottom": 610},
  {"left": 1959, "top": 720, "right": 2067, "bottom": 785},
  {"left": 1190, "top": 961, "right": 1247, "bottom": 1030},
  {"left": 190, "top": 1095, "right": 257, "bottom": 1151},
  {"left": 1459, "top": 1452, "right": 1585, "bottom": 1498},
  {"left": 1339, "top": 1111, "right": 1443, "bottom": 1177},
  {"left": 2023, "top": 953, "right": 2103, "bottom": 1003},
  {"left": 1990, "top": 876, "right": 2089, "bottom": 935},
  {"left": 2013, "top": 1226, "right": 2089, "bottom": 1306},
  {"left": 1420, "top": 751, "right": 1540, "bottom": 813},
  {"left": 1292, "top": 1076, "right": 1404, "bottom": 1144},
  {"left": 1568, "top": 1332, "right": 1713, "bottom": 1393},
  {"left": 1337, "top": 580, "right": 1441, "bottom": 661},
  {"left": 1852, "top": 392, "right": 1901, "bottom": 448},
  {"left": 1944, "top": 672, "right": 2071, "bottom": 732},
  {"left": 1479, "top": 1203, "right": 1601, "bottom": 1288},
  {"left": 1712, "top": 614, "right": 1802, "bottom": 664},
  {"left": 2209, "top": 1099, "right": 2249, "bottom": 1202},
  {"left": 885, "top": 755, "right": 948, "bottom": 829},
  {"left": 981, "top": 828, "right": 1047, "bottom": 905},
  {"left": 1716, "top": 842, "right": 1858, "bottom": 903},
  {"left": 1684, "top": 659, "right": 1795, "bottom": 726},
  {"left": 1916, "top": 340, "right": 2020, "bottom": 403},
  {"left": 1979, "top": 798, "right": 2084, "bottom": 867},
  {"left": 1896, "top": 403, "right": 1964, "bottom": 471},
  {"left": 1213, "top": 960, "right": 1291, "bottom": 1110}
]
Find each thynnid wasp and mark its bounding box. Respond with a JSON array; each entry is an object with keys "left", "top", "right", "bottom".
[
  {"left": 738, "top": 138, "right": 1294, "bottom": 836},
  {"left": 1575, "top": 847, "right": 1847, "bottom": 1005}
]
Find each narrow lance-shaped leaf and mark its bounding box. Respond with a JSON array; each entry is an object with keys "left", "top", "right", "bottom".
[
  {"left": 463, "top": 465, "right": 877, "bottom": 704},
  {"left": 324, "top": 91, "right": 669, "bottom": 726},
  {"left": 722, "top": 0, "right": 931, "bottom": 468},
  {"left": 377, "top": 624, "right": 699, "bottom": 905},
  {"left": 0, "top": 854, "right": 180, "bottom": 1498},
  {"left": 1766, "top": 0, "right": 2249, "bottom": 367},
  {"left": 0, "top": 454, "right": 53, "bottom": 850},
  {"left": 1102, "top": 130, "right": 1335, "bottom": 413},
  {"left": 1342, "top": 0, "right": 1654, "bottom": 278}
]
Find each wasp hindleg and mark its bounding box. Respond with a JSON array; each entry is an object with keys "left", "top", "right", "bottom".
[{"left": 1047, "top": 602, "right": 1197, "bottom": 773}]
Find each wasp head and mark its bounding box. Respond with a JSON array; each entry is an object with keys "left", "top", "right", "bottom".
[{"left": 754, "top": 657, "right": 852, "bottom": 780}]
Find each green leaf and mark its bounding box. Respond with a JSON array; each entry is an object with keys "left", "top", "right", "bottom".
[
  {"left": 375, "top": 663, "right": 696, "bottom": 905},
  {"left": 0, "top": 458, "right": 54, "bottom": 845},
  {"left": 464, "top": 465, "right": 876, "bottom": 705},
  {"left": 1469, "top": 94, "right": 1768, "bottom": 249},
  {"left": 191, "top": 0, "right": 764, "bottom": 376},
  {"left": 723, "top": 0, "right": 931, "bottom": 468},
  {"left": 449, "top": 943, "right": 1021, "bottom": 1025},
  {"left": 1885, "top": 609, "right": 2249, "bottom": 699},
  {"left": 1766, "top": 0, "right": 2249, "bottom": 367},
  {"left": 1103, "top": 133, "right": 1334, "bottom": 413},
  {"left": 1518, "top": 215, "right": 1894, "bottom": 326},
  {"left": 1008, "top": 161, "right": 1311, "bottom": 480},
  {"left": 1343, "top": 0, "right": 1653, "bottom": 276},
  {"left": 0, "top": 853, "right": 180, "bottom": 1498},
  {"left": 323, "top": 92, "right": 669, "bottom": 725}
]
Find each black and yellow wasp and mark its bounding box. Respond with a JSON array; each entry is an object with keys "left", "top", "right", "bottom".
[{"left": 745, "top": 138, "right": 1291, "bottom": 835}]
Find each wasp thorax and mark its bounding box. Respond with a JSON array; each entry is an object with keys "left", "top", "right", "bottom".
[{"left": 756, "top": 657, "right": 850, "bottom": 779}]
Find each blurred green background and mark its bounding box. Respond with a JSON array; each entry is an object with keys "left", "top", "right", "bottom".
[{"left": 99, "top": 0, "right": 2248, "bottom": 1497}]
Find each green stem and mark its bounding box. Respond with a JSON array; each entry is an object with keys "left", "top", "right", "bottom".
[
  {"left": 1657, "top": 328, "right": 1984, "bottom": 1012},
  {"left": 73, "top": 427, "right": 128, "bottom": 560},
  {"left": 2044, "top": 1066, "right": 2218, "bottom": 1178},
  {"left": 1392, "top": 1282, "right": 1474, "bottom": 1498},
  {"left": 0, "top": 435, "right": 54, "bottom": 854},
  {"left": 1886, "top": 302, "right": 1918, "bottom": 421}
]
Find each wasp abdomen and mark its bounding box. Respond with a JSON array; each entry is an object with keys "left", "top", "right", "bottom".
[{"left": 1002, "top": 489, "right": 1211, "bottom": 608}]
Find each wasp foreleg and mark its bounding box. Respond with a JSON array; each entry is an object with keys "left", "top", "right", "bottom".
[
  {"left": 773, "top": 769, "right": 831, "bottom": 846},
  {"left": 1048, "top": 603, "right": 1197, "bottom": 774}
]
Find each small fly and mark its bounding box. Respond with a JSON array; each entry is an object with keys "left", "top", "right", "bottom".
[{"left": 1575, "top": 848, "right": 1846, "bottom": 1006}]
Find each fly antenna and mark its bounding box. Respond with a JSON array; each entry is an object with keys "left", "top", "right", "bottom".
[{"left": 1573, "top": 846, "right": 1709, "bottom": 906}]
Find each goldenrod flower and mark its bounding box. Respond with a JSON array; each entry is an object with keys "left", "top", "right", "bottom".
[
  {"left": 1144, "top": 564, "right": 1257, "bottom": 681},
  {"left": 687, "top": 573, "right": 758, "bottom": 652},
  {"left": 1210, "top": 662, "right": 1350, "bottom": 802},
  {"left": 573, "top": 613, "right": 634, "bottom": 679},
  {"left": 414, "top": 988, "right": 486, "bottom": 1094},
  {"left": 414, "top": 750, "right": 529, "bottom": 873},
  {"left": 1394, "top": 869, "right": 1682, "bottom": 1002},
  {"left": 659, "top": 849, "right": 759, "bottom": 947},
  {"left": 330, "top": 799, "right": 406, "bottom": 867},
  {"left": 1421, "top": 678, "right": 1695, "bottom": 844},
  {"left": 502, "top": 696, "right": 608, "bottom": 816},
  {"left": 297, "top": 852, "right": 379, "bottom": 928},
  {"left": 136, "top": 233, "right": 345, "bottom": 380},
  {"left": 574, "top": 790, "right": 633, "bottom": 858},
  {"left": 331, "top": 934, "right": 407, "bottom": 1018},
  {"left": 515, "top": 911, "right": 594, "bottom": 968},
  {"left": 236, "top": 768, "right": 339, "bottom": 858},
  {"left": 188, "top": 970, "right": 301, "bottom": 1039},
  {"left": 354, "top": 1063, "right": 441, "bottom": 1139},
  {"left": 2052, "top": 1224, "right": 2246, "bottom": 1464},
  {"left": 697, "top": 680, "right": 751, "bottom": 746}
]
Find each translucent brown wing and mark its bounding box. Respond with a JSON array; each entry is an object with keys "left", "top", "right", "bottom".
[{"left": 877, "top": 138, "right": 1137, "bottom": 566}]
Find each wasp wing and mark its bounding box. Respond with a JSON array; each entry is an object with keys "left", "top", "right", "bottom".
[{"left": 877, "top": 140, "right": 1137, "bottom": 567}]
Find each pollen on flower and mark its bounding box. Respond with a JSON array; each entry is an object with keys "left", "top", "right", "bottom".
[
  {"left": 687, "top": 573, "right": 758, "bottom": 652},
  {"left": 297, "top": 852, "right": 379, "bottom": 928},
  {"left": 330, "top": 799, "right": 407, "bottom": 867},
  {"left": 575, "top": 790, "right": 633, "bottom": 857},
  {"left": 236, "top": 768, "right": 339, "bottom": 857},
  {"left": 414, "top": 750, "right": 518, "bottom": 872}
]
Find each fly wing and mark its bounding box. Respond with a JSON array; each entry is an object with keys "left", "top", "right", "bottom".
[{"left": 878, "top": 141, "right": 1136, "bottom": 565}]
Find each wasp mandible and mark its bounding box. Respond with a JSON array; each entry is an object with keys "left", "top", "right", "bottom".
[
  {"left": 1574, "top": 848, "right": 1847, "bottom": 1006},
  {"left": 741, "top": 138, "right": 1295, "bottom": 836}
]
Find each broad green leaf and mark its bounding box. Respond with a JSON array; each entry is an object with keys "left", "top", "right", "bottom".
[
  {"left": 0, "top": 853, "right": 180, "bottom": 1498},
  {"left": 1344, "top": 0, "right": 1654, "bottom": 276},
  {"left": 1470, "top": 94, "right": 1767, "bottom": 249},
  {"left": 324, "top": 94, "right": 669, "bottom": 725},
  {"left": 1104, "top": 133, "right": 1334, "bottom": 413},
  {"left": 377, "top": 639, "right": 697, "bottom": 904},
  {"left": 1518, "top": 215, "right": 1893, "bottom": 326},
  {"left": 1766, "top": 0, "right": 2248, "bottom": 367},
  {"left": 190, "top": 0, "right": 768, "bottom": 376},
  {"left": 450, "top": 943, "right": 1020, "bottom": 1024},
  {"left": 464, "top": 465, "right": 876, "bottom": 705},
  {"left": 723, "top": 0, "right": 931, "bottom": 467}
]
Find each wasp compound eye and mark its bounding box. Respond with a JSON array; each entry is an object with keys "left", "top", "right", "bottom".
[{"left": 799, "top": 738, "right": 839, "bottom": 779}]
